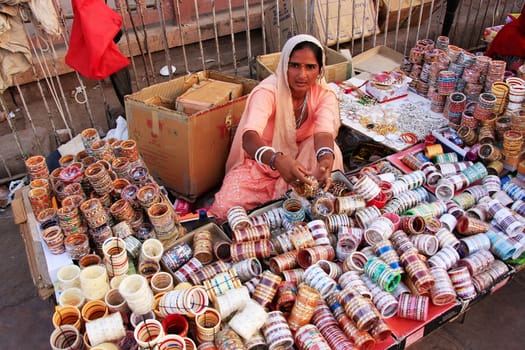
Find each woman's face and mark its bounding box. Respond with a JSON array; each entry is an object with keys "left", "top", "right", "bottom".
[{"left": 287, "top": 47, "right": 321, "bottom": 95}]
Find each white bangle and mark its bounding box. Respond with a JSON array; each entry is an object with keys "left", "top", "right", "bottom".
[
  {"left": 316, "top": 147, "right": 335, "bottom": 160},
  {"left": 254, "top": 146, "right": 275, "bottom": 165}
]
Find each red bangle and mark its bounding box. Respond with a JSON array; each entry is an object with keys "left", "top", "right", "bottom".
[{"left": 366, "top": 191, "right": 388, "bottom": 209}]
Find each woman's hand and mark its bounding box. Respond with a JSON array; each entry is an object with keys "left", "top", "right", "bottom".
[
  {"left": 316, "top": 153, "right": 334, "bottom": 191},
  {"left": 273, "top": 153, "right": 313, "bottom": 186}
]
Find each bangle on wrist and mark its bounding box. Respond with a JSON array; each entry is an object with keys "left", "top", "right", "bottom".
[
  {"left": 254, "top": 146, "right": 275, "bottom": 165},
  {"left": 269, "top": 152, "right": 284, "bottom": 171},
  {"left": 316, "top": 147, "right": 335, "bottom": 161}
]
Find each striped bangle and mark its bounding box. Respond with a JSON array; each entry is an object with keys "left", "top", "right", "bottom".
[{"left": 316, "top": 147, "right": 335, "bottom": 161}]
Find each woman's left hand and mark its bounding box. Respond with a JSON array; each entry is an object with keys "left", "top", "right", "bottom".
[{"left": 316, "top": 153, "right": 334, "bottom": 191}]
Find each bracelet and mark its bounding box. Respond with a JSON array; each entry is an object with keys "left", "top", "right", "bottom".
[
  {"left": 254, "top": 146, "right": 275, "bottom": 165},
  {"left": 269, "top": 151, "right": 283, "bottom": 170},
  {"left": 316, "top": 147, "right": 335, "bottom": 161}
]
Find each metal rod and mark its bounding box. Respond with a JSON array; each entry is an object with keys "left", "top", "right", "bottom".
[
  {"left": 372, "top": 0, "right": 380, "bottom": 49},
  {"left": 13, "top": 80, "right": 43, "bottom": 153},
  {"left": 361, "top": 0, "right": 368, "bottom": 53},
  {"left": 117, "top": 0, "right": 141, "bottom": 90},
  {"left": 211, "top": 0, "right": 223, "bottom": 69},
  {"left": 414, "top": 0, "right": 425, "bottom": 45},
  {"left": 136, "top": 0, "right": 157, "bottom": 83},
  {"left": 351, "top": 0, "right": 356, "bottom": 52},
  {"left": 336, "top": 0, "right": 343, "bottom": 50},
  {"left": 0, "top": 154, "right": 14, "bottom": 180},
  {"left": 42, "top": 35, "right": 77, "bottom": 135},
  {"left": 425, "top": 0, "right": 437, "bottom": 39},
  {"left": 403, "top": 0, "right": 414, "bottom": 55},
  {"left": 156, "top": 0, "right": 174, "bottom": 80},
  {"left": 193, "top": 0, "right": 207, "bottom": 71},
  {"left": 0, "top": 96, "right": 27, "bottom": 159},
  {"left": 228, "top": 0, "right": 238, "bottom": 73},
  {"left": 384, "top": 0, "right": 391, "bottom": 46},
  {"left": 52, "top": 0, "right": 96, "bottom": 129},
  {"left": 17, "top": 7, "right": 61, "bottom": 144},
  {"left": 261, "top": 0, "right": 267, "bottom": 54},
  {"left": 324, "top": 0, "right": 329, "bottom": 47},
  {"left": 277, "top": 0, "right": 281, "bottom": 50},
  {"left": 466, "top": 0, "right": 483, "bottom": 51},
  {"left": 244, "top": 0, "right": 253, "bottom": 78},
  {"left": 126, "top": 0, "right": 151, "bottom": 85},
  {"left": 174, "top": 0, "right": 190, "bottom": 73},
  {"left": 394, "top": 0, "right": 403, "bottom": 51}
]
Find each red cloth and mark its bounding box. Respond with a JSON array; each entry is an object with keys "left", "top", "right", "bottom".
[
  {"left": 65, "top": 0, "right": 129, "bottom": 80},
  {"left": 485, "top": 5, "right": 525, "bottom": 59}
]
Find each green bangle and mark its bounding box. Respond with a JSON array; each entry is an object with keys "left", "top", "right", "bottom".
[{"left": 269, "top": 152, "right": 283, "bottom": 171}]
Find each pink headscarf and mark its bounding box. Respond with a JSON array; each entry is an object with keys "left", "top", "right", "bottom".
[{"left": 226, "top": 34, "right": 338, "bottom": 172}]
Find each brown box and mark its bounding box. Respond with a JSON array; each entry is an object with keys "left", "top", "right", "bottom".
[
  {"left": 125, "top": 71, "right": 258, "bottom": 201},
  {"left": 256, "top": 47, "right": 353, "bottom": 83},
  {"left": 264, "top": 0, "right": 378, "bottom": 53},
  {"left": 175, "top": 79, "right": 243, "bottom": 115},
  {"left": 378, "top": 0, "right": 436, "bottom": 31}
]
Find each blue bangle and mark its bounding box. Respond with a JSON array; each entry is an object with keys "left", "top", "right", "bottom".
[{"left": 269, "top": 151, "right": 283, "bottom": 171}]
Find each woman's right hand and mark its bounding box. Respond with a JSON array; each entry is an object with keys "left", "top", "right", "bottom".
[{"left": 273, "top": 153, "right": 313, "bottom": 186}]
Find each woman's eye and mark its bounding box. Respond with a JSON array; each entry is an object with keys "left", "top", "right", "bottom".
[{"left": 306, "top": 64, "right": 317, "bottom": 70}]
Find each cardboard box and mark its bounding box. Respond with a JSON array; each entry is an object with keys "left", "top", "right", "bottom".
[
  {"left": 378, "top": 0, "right": 436, "bottom": 31},
  {"left": 256, "top": 47, "right": 353, "bottom": 83},
  {"left": 175, "top": 79, "right": 243, "bottom": 115},
  {"left": 126, "top": 71, "right": 259, "bottom": 201},
  {"left": 264, "top": 0, "right": 379, "bottom": 52},
  {"left": 352, "top": 45, "right": 405, "bottom": 75}
]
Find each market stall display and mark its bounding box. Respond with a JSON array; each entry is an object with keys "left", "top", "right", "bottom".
[{"left": 16, "top": 36, "right": 525, "bottom": 350}]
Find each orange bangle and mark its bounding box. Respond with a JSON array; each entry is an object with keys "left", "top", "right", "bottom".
[{"left": 401, "top": 132, "right": 418, "bottom": 144}]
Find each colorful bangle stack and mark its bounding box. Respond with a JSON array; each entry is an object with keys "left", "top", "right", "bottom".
[
  {"left": 25, "top": 155, "right": 50, "bottom": 180},
  {"left": 253, "top": 271, "right": 282, "bottom": 310},
  {"left": 173, "top": 257, "right": 204, "bottom": 283},
  {"left": 342, "top": 251, "right": 368, "bottom": 273},
  {"left": 397, "top": 294, "right": 429, "bottom": 321},
  {"left": 230, "top": 239, "right": 273, "bottom": 262},
  {"left": 188, "top": 260, "right": 230, "bottom": 285},
  {"left": 275, "top": 281, "right": 298, "bottom": 314},
  {"left": 294, "top": 324, "right": 331, "bottom": 350},
  {"left": 269, "top": 250, "right": 299, "bottom": 274},
  {"left": 486, "top": 230, "right": 519, "bottom": 260},
  {"left": 429, "top": 266, "right": 456, "bottom": 305},
  {"left": 459, "top": 233, "right": 491, "bottom": 256},
  {"left": 231, "top": 258, "right": 262, "bottom": 282},
  {"left": 85, "top": 162, "right": 114, "bottom": 196},
  {"left": 363, "top": 216, "right": 394, "bottom": 246},
  {"left": 161, "top": 243, "right": 193, "bottom": 273},
  {"left": 361, "top": 275, "right": 398, "bottom": 318},
  {"left": 355, "top": 206, "right": 382, "bottom": 229},
  {"left": 363, "top": 256, "right": 401, "bottom": 292},
  {"left": 410, "top": 234, "right": 439, "bottom": 256},
  {"left": 42, "top": 225, "right": 66, "bottom": 255},
  {"left": 337, "top": 287, "right": 379, "bottom": 332},
  {"left": 287, "top": 284, "right": 320, "bottom": 331},
  {"left": 448, "top": 265, "right": 477, "bottom": 300},
  {"left": 311, "top": 300, "right": 355, "bottom": 349},
  {"left": 193, "top": 229, "right": 213, "bottom": 264},
  {"left": 373, "top": 239, "right": 403, "bottom": 274},
  {"left": 262, "top": 311, "right": 294, "bottom": 350},
  {"left": 297, "top": 245, "right": 336, "bottom": 269},
  {"left": 148, "top": 202, "right": 180, "bottom": 241},
  {"left": 281, "top": 268, "right": 304, "bottom": 284},
  {"left": 338, "top": 271, "right": 372, "bottom": 299},
  {"left": 227, "top": 206, "right": 252, "bottom": 231},
  {"left": 336, "top": 226, "right": 363, "bottom": 261},
  {"left": 427, "top": 246, "right": 460, "bottom": 270},
  {"left": 307, "top": 220, "right": 331, "bottom": 246},
  {"left": 203, "top": 269, "right": 242, "bottom": 300},
  {"left": 289, "top": 224, "right": 315, "bottom": 249},
  {"left": 158, "top": 286, "right": 208, "bottom": 317},
  {"left": 303, "top": 264, "right": 337, "bottom": 298},
  {"left": 458, "top": 249, "right": 495, "bottom": 275},
  {"left": 232, "top": 223, "right": 271, "bottom": 242},
  {"left": 399, "top": 249, "right": 435, "bottom": 294}
]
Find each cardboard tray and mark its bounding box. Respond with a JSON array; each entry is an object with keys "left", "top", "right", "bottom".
[
  {"left": 160, "top": 222, "right": 232, "bottom": 277},
  {"left": 431, "top": 127, "right": 468, "bottom": 158},
  {"left": 353, "top": 46, "right": 405, "bottom": 75}
]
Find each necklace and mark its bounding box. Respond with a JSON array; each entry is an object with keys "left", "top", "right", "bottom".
[{"left": 294, "top": 92, "right": 308, "bottom": 129}]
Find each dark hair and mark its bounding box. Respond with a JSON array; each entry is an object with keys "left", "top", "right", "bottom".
[{"left": 290, "top": 41, "right": 323, "bottom": 69}]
